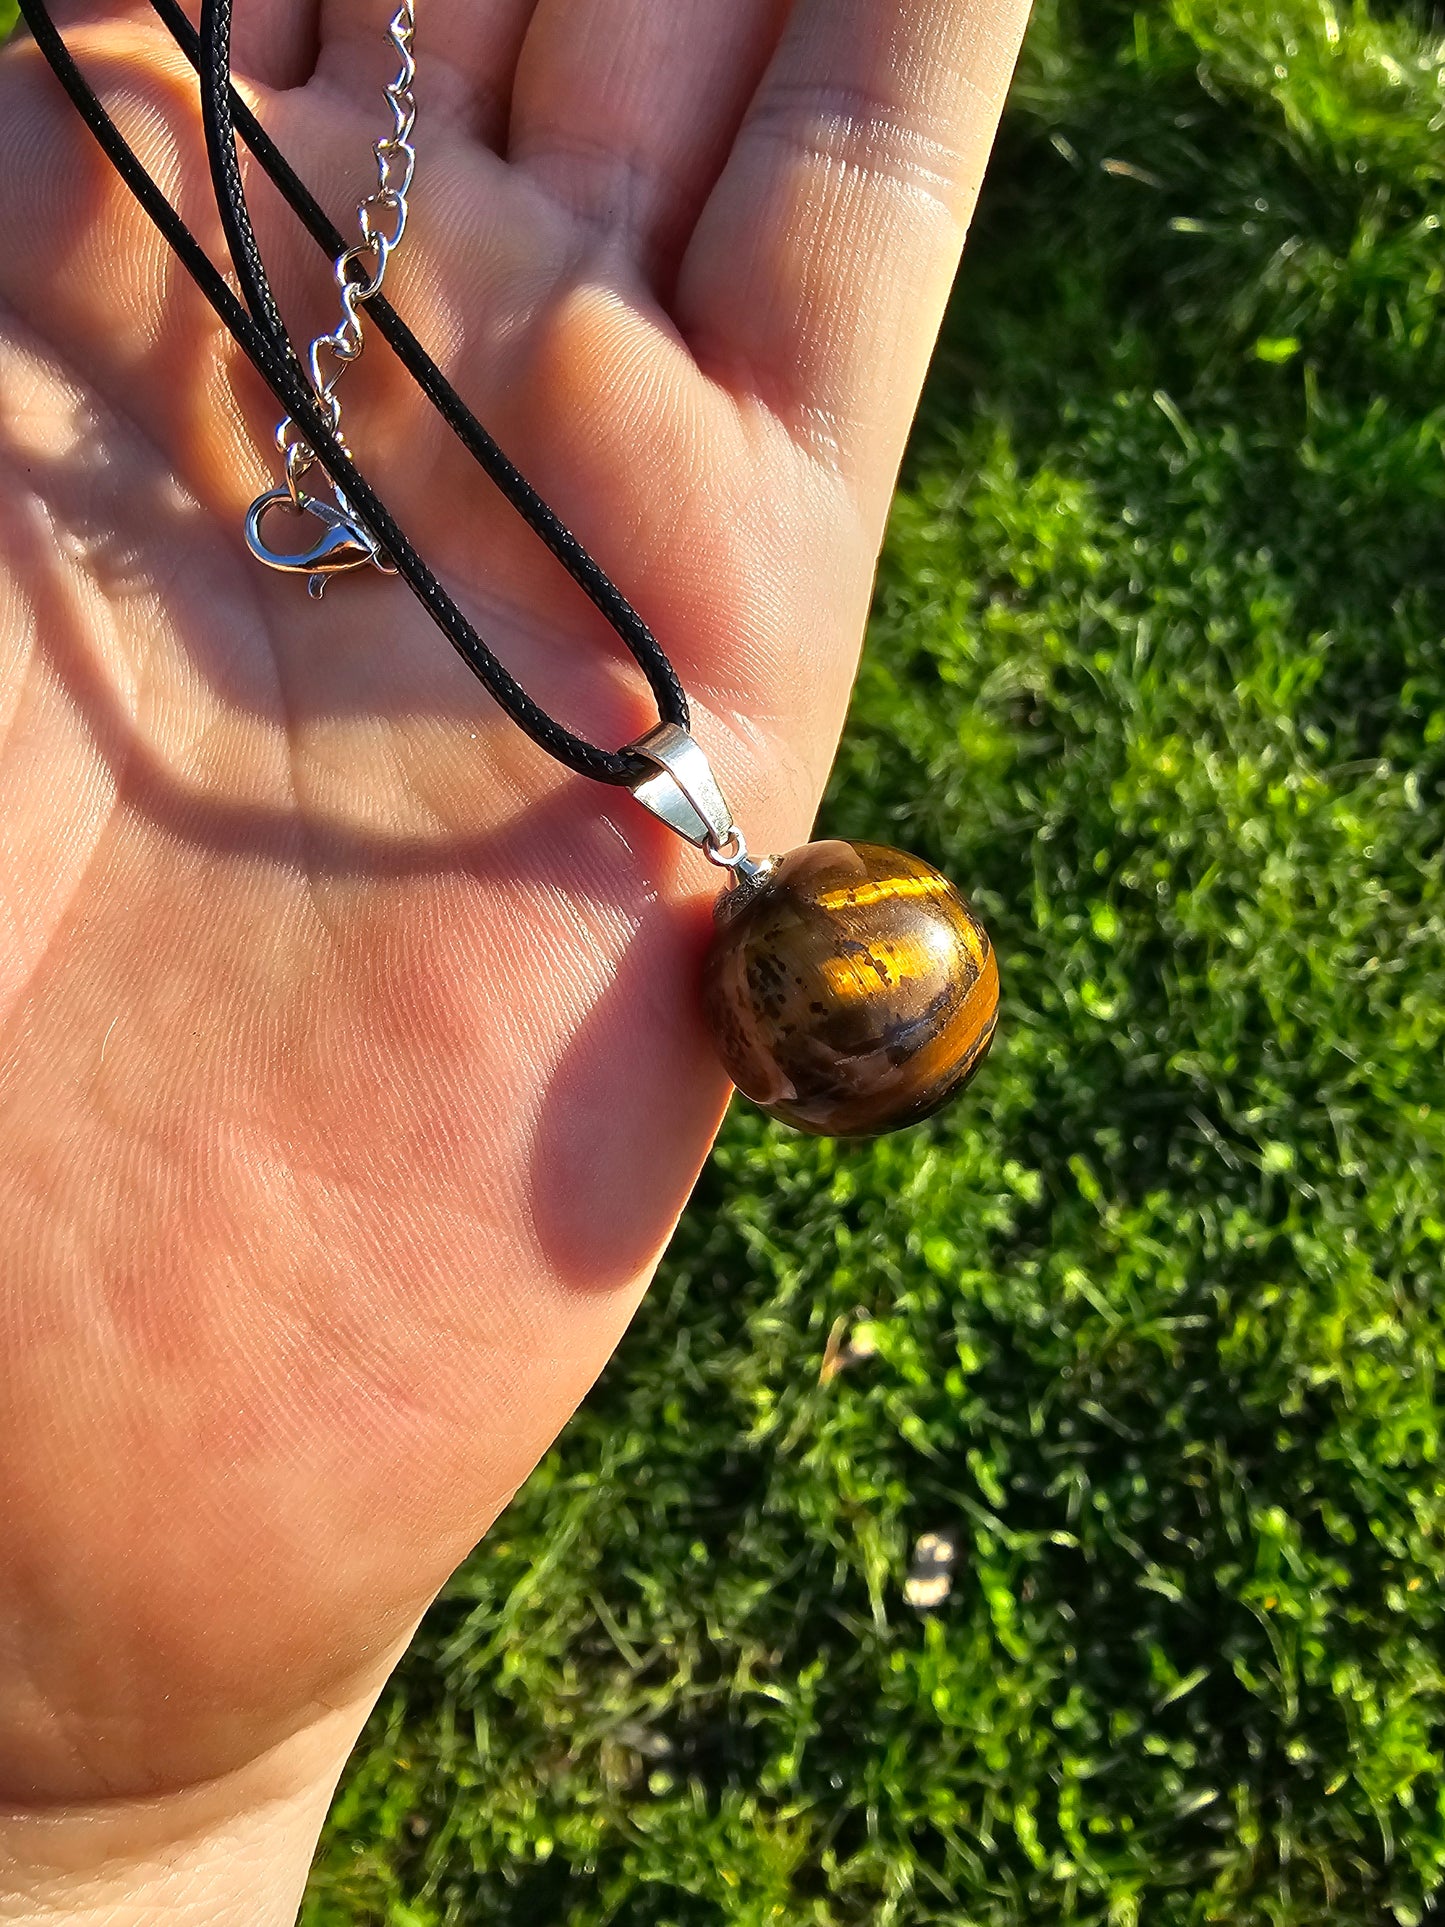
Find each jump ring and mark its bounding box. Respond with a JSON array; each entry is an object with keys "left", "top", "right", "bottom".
[{"left": 705, "top": 829, "right": 748, "bottom": 870}]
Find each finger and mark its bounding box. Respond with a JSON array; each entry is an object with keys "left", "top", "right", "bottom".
[
  {"left": 507, "top": 0, "right": 788, "bottom": 284},
  {"left": 676, "top": 0, "right": 1031, "bottom": 486},
  {"left": 14, "top": 0, "right": 320, "bottom": 87},
  {"left": 314, "top": 0, "right": 539, "bottom": 148}
]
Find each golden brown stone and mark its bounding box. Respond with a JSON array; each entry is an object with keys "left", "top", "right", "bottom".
[{"left": 702, "top": 841, "right": 999, "bottom": 1137}]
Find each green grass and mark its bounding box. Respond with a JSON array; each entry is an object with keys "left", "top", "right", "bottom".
[{"left": 302, "top": 4, "right": 1445, "bottom": 1920}]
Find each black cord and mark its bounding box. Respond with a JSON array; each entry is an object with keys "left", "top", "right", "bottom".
[
  {"left": 150, "top": 0, "right": 682, "bottom": 720},
  {"left": 197, "top": 0, "right": 296, "bottom": 353},
  {"left": 13, "top": 0, "right": 689, "bottom": 786}
]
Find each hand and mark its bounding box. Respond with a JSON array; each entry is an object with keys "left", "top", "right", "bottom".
[{"left": 0, "top": 0, "right": 1028, "bottom": 1912}]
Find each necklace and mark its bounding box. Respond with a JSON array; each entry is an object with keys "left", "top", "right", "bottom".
[{"left": 19, "top": 0, "right": 1000, "bottom": 1139}]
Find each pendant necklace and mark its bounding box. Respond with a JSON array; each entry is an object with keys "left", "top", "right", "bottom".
[{"left": 20, "top": 0, "right": 1000, "bottom": 1139}]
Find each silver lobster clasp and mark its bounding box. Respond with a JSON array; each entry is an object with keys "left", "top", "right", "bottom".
[{"left": 244, "top": 485, "right": 391, "bottom": 600}]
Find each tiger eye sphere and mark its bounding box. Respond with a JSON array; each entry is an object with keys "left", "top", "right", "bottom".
[{"left": 702, "top": 841, "right": 999, "bottom": 1137}]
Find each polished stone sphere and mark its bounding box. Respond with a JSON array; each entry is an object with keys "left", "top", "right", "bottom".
[{"left": 702, "top": 841, "right": 999, "bottom": 1137}]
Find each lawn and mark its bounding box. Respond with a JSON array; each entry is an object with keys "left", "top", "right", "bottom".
[{"left": 10, "top": 0, "right": 1445, "bottom": 1920}]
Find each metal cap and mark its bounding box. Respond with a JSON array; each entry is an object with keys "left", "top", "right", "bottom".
[{"left": 625, "top": 723, "right": 736, "bottom": 850}]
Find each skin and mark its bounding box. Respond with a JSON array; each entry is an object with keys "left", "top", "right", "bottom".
[{"left": 0, "top": 0, "right": 1031, "bottom": 1916}]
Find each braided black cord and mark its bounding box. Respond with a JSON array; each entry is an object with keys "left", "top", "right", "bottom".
[
  {"left": 14, "top": 0, "right": 689, "bottom": 785},
  {"left": 188, "top": 0, "right": 682, "bottom": 769},
  {"left": 197, "top": 0, "right": 294, "bottom": 352}
]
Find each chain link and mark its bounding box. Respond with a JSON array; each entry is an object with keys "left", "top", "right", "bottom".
[{"left": 277, "top": 0, "right": 416, "bottom": 507}]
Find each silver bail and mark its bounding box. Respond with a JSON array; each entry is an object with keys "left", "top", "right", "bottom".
[
  {"left": 624, "top": 724, "right": 773, "bottom": 891},
  {"left": 625, "top": 723, "right": 736, "bottom": 850}
]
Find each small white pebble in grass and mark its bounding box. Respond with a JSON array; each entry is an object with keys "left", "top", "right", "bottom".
[{"left": 905, "top": 1528, "right": 960, "bottom": 1611}]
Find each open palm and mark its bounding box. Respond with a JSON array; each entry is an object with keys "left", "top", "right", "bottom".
[{"left": 0, "top": 0, "right": 1027, "bottom": 1813}]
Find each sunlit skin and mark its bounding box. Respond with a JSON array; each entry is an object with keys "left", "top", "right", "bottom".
[{"left": 0, "top": 0, "right": 1030, "bottom": 1912}]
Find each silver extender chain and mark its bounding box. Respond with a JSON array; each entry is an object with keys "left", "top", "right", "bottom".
[{"left": 276, "top": 0, "right": 417, "bottom": 511}]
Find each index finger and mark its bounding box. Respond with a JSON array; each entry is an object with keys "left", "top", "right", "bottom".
[{"left": 674, "top": 0, "right": 1031, "bottom": 492}]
